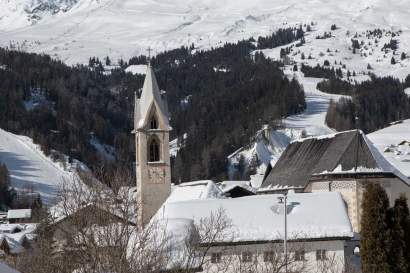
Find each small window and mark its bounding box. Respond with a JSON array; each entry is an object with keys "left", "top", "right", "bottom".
[
  {"left": 150, "top": 116, "right": 158, "bottom": 129},
  {"left": 295, "top": 250, "right": 305, "bottom": 261},
  {"left": 242, "top": 252, "right": 253, "bottom": 263},
  {"left": 316, "top": 249, "right": 327, "bottom": 260},
  {"left": 211, "top": 253, "right": 222, "bottom": 264},
  {"left": 264, "top": 251, "right": 275, "bottom": 262},
  {"left": 149, "top": 138, "right": 160, "bottom": 162}
]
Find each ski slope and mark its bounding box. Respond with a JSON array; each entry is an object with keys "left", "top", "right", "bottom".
[
  {"left": 0, "top": 128, "right": 76, "bottom": 205},
  {"left": 282, "top": 68, "right": 350, "bottom": 136}
]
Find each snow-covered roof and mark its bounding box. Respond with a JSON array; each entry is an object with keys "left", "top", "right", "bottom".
[
  {"left": 262, "top": 130, "right": 410, "bottom": 189},
  {"left": 0, "top": 223, "right": 37, "bottom": 254},
  {"left": 156, "top": 192, "right": 353, "bottom": 243},
  {"left": 7, "top": 209, "right": 31, "bottom": 220},
  {"left": 167, "top": 180, "right": 224, "bottom": 203},
  {"left": 219, "top": 181, "right": 256, "bottom": 194},
  {"left": 134, "top": 64, "right": 170, "bottom": 130}
]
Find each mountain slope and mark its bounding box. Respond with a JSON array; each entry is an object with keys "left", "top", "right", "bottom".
[
  {"left": 0, "top": 128, "right": 77, "bottom": 204},
  {"left": 0, "top": 0, "right": 79, "bottom": 30},
  {"left": 1, "top": 0, "right": 410, "bottom": 68}
]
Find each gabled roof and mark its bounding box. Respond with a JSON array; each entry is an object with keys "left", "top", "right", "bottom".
[
  {"left": 134, "top": 64, "right": 170, "bottom": 130},
  {"left": 219, "top": 181, "right": 256, "bottom": 197},
  {"left": 261, "top": 130, "right": 410, "bottom": 190}
]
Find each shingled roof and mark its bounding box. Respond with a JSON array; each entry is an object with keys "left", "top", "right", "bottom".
[{"left": 261, "top": 130, "right": 410, "bottom": 190}]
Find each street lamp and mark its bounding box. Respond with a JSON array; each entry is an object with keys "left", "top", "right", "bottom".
[{"left": 278, "top": 193, "right": 288, "bottom": 273}]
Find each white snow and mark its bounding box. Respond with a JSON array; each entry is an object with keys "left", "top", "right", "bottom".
[
  {"left": 167, "top": 180, "right": 224, "bottom": 203},
  {"left": 1, "top": 0, "right": 410, "bottom": 74},
  {"left": 125, "top": 64, "right": 147, "bottom": 75},
  {"left": 281, "top": 69, "right": 350, "bottom": 136},
  {"left": 0, "top": 223, "right": 37, "bottom": 255},
  {"left": 0, "top": 128, "right": 77, "bottom": 204},
  {"left": 228, "top": 127, "right": 301, "bottom": 180},
  {"left": 219, "top": 180, "right": 256, "bottom": 194},
  {"left": 405, "top": 88, "right": 410, "bottom": 97},
  {"left": 169, "top": 133, "right": 187, "bottom": 158},
  {"left": 157, "top": 192, "right": 353, "bottom": 242},
  {"left": 367, "top": 119, "right": 410, "bottom": 179}
]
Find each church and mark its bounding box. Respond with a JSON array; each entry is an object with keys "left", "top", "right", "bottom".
[{"left": 131, "top": 64, "right": 363, "bottom": 272}]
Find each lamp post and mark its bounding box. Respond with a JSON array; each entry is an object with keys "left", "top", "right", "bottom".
[{"left": 278, "top": 193, "right": 288, "bottom": 273}]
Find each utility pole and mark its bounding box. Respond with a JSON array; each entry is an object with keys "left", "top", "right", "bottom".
[{"left": 278, "top": 193, "right": 288, "bottom": 273}]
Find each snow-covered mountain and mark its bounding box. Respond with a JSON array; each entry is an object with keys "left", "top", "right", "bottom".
[
  {"left": 1, "top": 0, "right": 410, "bottom": 73},
  {"left": 0, "top": 0, "right": 79, "bottom": 29}
]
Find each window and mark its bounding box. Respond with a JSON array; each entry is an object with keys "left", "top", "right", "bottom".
[
  {"left": 242, "top": 252, "right": 253, "bottom": 263},
  {"left": 149, "top": 138, "right": 160, "bottom": 162},
  {"left": 295, "top": 250, "right": 305, "bottom": 261},
  {"left": 264, "top": 251, "right": 275, "bottom": 262},
  {"left": 316, "top": 249, "right": 327, "bottom": 260},
  {"left": 150, "top": 116, "right": 158, "bottom": 129},
  {"left": 211, "top": 253, "right": 222, "bottom": 264}
]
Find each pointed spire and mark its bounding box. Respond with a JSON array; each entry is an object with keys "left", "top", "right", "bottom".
[{"left": 135, "top": 64, "right": 170, "bottom": 130}]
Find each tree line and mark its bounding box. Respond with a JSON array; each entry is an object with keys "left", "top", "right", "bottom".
[
  {"left": 324, "top": 76, "right": 410, "bottom": 133},
  {"left": 0, "top": 28, "right": 306, "bottom": 186}
]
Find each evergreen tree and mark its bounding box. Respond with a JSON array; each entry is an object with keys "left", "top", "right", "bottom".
[
  {"left": 360, "top": 183, "right": 391, "bottom": 273},
  {"left": 391, "top": 57, "right": 396, "bottom": 65},
  {"left": 105, "top": 56, "right": 111, "bottom": 66},
  {"left": 389, "top": 195, "right": 410, "bottom": 273},
  {"left": 0, "top": 162, "right": 14, "bottom": 208}
]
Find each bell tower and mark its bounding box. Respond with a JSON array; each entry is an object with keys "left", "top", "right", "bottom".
[{"left": 133, "top": 62, "right": 171, "bottom": 228}]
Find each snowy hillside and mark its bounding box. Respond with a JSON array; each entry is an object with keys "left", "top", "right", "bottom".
[
  {"left": 368, "top": 119, "right": 410, "bottom": 178},
  {"left": 228, "top": 64, "right": 350, "bottom": 180},
  {"left": 0, "top": 0, "right": 410, "bottom": 73},
  {"left": 0, "top": 0, "right": 79, "bottom": 29},
  {"left": 0, "top": 128, "right": 79, "bottom": 204}
]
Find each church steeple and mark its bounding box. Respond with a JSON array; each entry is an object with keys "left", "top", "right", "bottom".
[
  {"left": 134, "top": 63, "right": 172, "bottom": 228},
  {"left": 134, "top": 63, "right": 170, "bottom": 131}
]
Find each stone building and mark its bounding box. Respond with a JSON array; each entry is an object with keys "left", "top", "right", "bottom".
[
  {"left": 133, "top": 63, "right": 172, "bottom": 228},
  {"left": 260, "top": 130, "right": 410, "bottom": 232}
]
